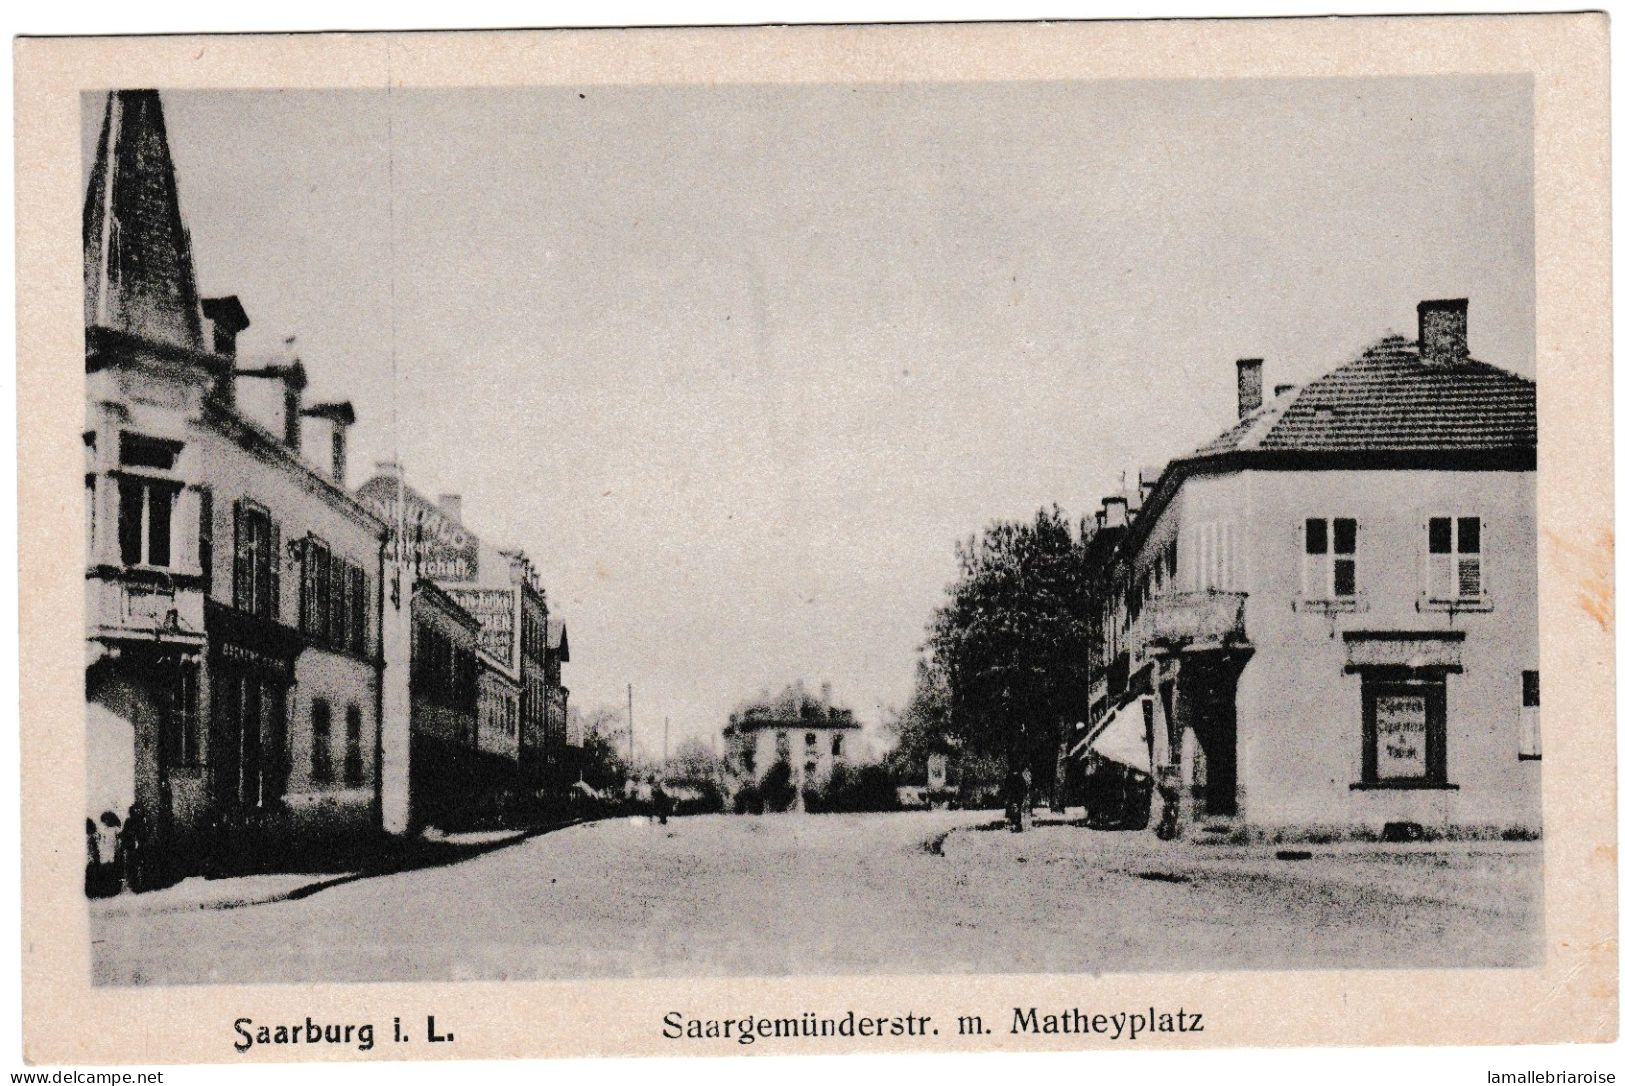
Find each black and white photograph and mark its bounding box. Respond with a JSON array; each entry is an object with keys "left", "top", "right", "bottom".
[
  {"left": 13, "top": 14, "right": 1614, "bottom": 1066},
  {"left": 79, "top": 71, "right": 1545, "bottom": 985}
]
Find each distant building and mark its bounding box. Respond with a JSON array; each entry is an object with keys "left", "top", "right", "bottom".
[
  {"left": 356, "top": 470, "right": 572, "bottom": 798},
  {"left": 1075, "top": 300, "right": 1537, "bottom": 840},
  {"left": 407, "top": 581, "right": 488, "bottom": 828},
  {"left": 724, "top": 682, "right": 862, "bottom": 808},
  {"left": 83, "top": 91, "right": 387, "bottom": 884}
]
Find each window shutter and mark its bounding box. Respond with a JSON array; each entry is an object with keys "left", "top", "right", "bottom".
[
  {"left": 233, "top": 501, "right": 249, "bottom": 611},
  {"left": 1463, "top": 517, "right": 1486, "bottom": 598},
  {"left": 356, "top": 567, "right": 369, "bottom": 654},
  {"left": 198, "top": 487, "right": 213, "bottom": 595},
  {"left": 1426, "top": 516, "right": 1452, "bottom": 600},
  {"left": 1426, "top": 553, "right": 1452, "bottom": 600},
  {"left": 174, "top": 486, "right": 201, "bottom": 577},
  {"left": 1220, "top": 523, "right": 1236, "bottom": 591},
  {"left": 1457, "top": 554, "right": 1483, "bottom": 599},
  {"left": 266, "top": 519, "right": 281, "bottom": 621},
  {"left": 1296, "top": 520, "right": 1307, "bottom": 597}
]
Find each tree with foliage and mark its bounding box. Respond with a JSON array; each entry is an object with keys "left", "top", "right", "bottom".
[
  {"left": 926, "top": 505, "right": 1092, "bottom": 820},
  {"left": 575, "top": 706, "right": 632, "bottom": 793},
  {"left": 666, "top": 735, "right": 724, "bottom": 788},
  {"left": 759, "top": 759, "right": 798, "bottom": 813}
]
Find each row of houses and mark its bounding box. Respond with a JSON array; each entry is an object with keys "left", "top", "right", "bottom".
[
  {"left": 83, "top": 90, "right": 575, "bottom": 888},
  {"left": 1070, "top": 299, "right": 1539, "bottom": 840}
]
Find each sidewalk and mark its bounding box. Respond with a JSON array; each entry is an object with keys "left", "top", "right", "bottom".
[
  {"left": 943, "top": 815, "right": 1542, "bottom": 918},
  {"left": 88, "top": 822, "right": 575, "bottom": 919}
]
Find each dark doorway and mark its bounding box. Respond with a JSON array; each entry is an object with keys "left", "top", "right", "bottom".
[{"left": 1187, "top": 660, "right": 1240, "bottom": 819}]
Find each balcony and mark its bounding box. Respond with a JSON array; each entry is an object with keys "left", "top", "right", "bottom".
[{"left": 1142, "top": 591, "right": 1249, "bottom": 654}]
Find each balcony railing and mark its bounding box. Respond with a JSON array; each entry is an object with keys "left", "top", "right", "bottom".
[{"left": 1141, "top": 590, "right": 1248, "bottom": 654}]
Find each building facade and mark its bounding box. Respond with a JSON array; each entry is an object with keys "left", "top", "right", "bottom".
[
  {"left": 356, "top": 471, "right": 573, "bottom": 803},
  {"left": 1076, "top": 300, "right": 1537, "bottom": 840},
  {"left": 724, "top": 683, "right": 862, "bottom": 808},
  {"left": 407, "top": 581, "right": 489, "bottom": 828},
  {"left": 84, "top": 91, "right": 387, "bottom": 884}
]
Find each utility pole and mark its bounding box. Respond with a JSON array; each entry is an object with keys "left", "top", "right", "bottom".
[
  {"left": 663, "top": 715, "right": 670, "bottom": 770},
  {"left": 627, "top": 683, "right": 635, "bottom": 772}
]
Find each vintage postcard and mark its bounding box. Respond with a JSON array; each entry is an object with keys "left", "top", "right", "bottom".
[{"left": 14, "top": 16, "right": 1615, "bottom": 1065}]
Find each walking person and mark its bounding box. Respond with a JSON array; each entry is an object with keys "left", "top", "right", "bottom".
[{"left": 1003, "top": 767, "right": 1028, "bottom": 833}]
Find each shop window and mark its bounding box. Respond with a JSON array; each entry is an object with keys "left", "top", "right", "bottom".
[
  {"left": 1427, "top": 516, "right": 1485, "bottom": 601},
  {"left": 344, "top": 705, "right": 364, "bottom": 785},
  {"left": 1520, "top": 670, "right": 1541, "bottom": 760},
  {"left": 1359, "top": 674, "right": 1448, "bottom": 787},
  {"left": 311, "top": 699, "right": 332, "bottom": 783},
  {"left": 165, "top": 663, "right": 202, "bottom": 768},
  {"left": 233, "top": 502, "right": 279, "bottom": 618},
  {"left": 1303, "top": 517, "right": 1358, "bottom": 600},
  {"left": 831, "top": 735, "right": 844, "bottom": 757}
]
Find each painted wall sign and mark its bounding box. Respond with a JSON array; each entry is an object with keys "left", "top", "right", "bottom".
[
  {"left": 357, "top": 478, "right": 480, "bottom": 583},
  {"left": 450, "top": 587, "right": 515, "bottom": 663},
  {"left": 1374, "top": 693, "right": 1428, "bottom": 778}
]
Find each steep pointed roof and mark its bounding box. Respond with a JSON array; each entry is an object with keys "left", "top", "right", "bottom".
[
  {"left": 547, "top": 619, "right": 570, "bottom": 661},
  {"left": 83, "top": 90, "right": 206, "bottom": 353}
]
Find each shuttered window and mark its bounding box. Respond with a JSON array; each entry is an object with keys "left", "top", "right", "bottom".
[
  {"left": 1427, "top": 516, "right": 1485, "bottom": 601},
  {"left": 1520, "top": 669, "right": 1541, "bottom": 760},
  {"left": 1303, "top": 517, "right": 1357, "bottom": 599},
  {"left": 233, "top": 501, "right": 277, "bottom": 618}
]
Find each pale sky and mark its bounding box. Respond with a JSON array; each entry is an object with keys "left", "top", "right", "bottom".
[{"left": 83, "top": 77, "right": 1534, "bottom": 753}]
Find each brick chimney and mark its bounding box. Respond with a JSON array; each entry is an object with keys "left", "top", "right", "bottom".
[
  {"left": 201, "top": 296, "right": 250, "bottom": 359},
  {"left": 1236, "top": 358, "right": 1263, "bottom": 419},
  {"left": 302, "top": 401, "right": 356, "bottom": 485},
  {"left": 201, "top": 296, "right": 250, "bottom": 404},
  {"left": 1418, "top": 298, "right": 1469, "bottom": 364}
]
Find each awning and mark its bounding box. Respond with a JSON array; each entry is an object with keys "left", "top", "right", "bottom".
[{"left": 1071, "top": 695, "right": 1153, "bottom": 774}]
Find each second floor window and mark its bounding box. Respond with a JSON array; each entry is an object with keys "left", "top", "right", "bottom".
[
  {"left": 1520, "top": 669, "right": 1541, "bottom": 760},
  {"left": 118, "top": 476, "right": 177, "bottom": 568},
  {"left": 1427, "top": 516, "right": 1484, "bottom": 601},
  {"left": 1193, "top": 522, "right": 1236, "bottom": 592},
  {"left": 233, "top": 502, "right": 279, "bottom": 617},
  {"left": 1303, "top": 517, "right": 1358, "bottom": 599}
]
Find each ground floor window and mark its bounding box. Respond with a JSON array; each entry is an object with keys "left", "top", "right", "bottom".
[
  {"left": 162, "top": 660, "right": 203, "bottom": 769},
  {"left": 1360, "top": 673, "right": 1447, "bottom": 787},
  {"left": 344, "top": 705, "right": 364, "bottom": 784},
  {"left": 311, "top": 699, "right": 332, "bottom": 782}
]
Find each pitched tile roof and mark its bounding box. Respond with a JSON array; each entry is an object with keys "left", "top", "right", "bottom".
[{"left": 1194, "top": 334, "right": 1535, "bottom": 456}]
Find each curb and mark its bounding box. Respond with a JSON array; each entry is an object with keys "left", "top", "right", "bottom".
[{"left": 92, "top": 817, "right": 596, "bottom": 919}]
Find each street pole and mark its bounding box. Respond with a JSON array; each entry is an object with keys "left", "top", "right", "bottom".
[
  {"left": 627, "top": 683, "right": 635, "bottom": 774},
  {"left": 663, "top": 715, "right": 669, "bottom": 772}
]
